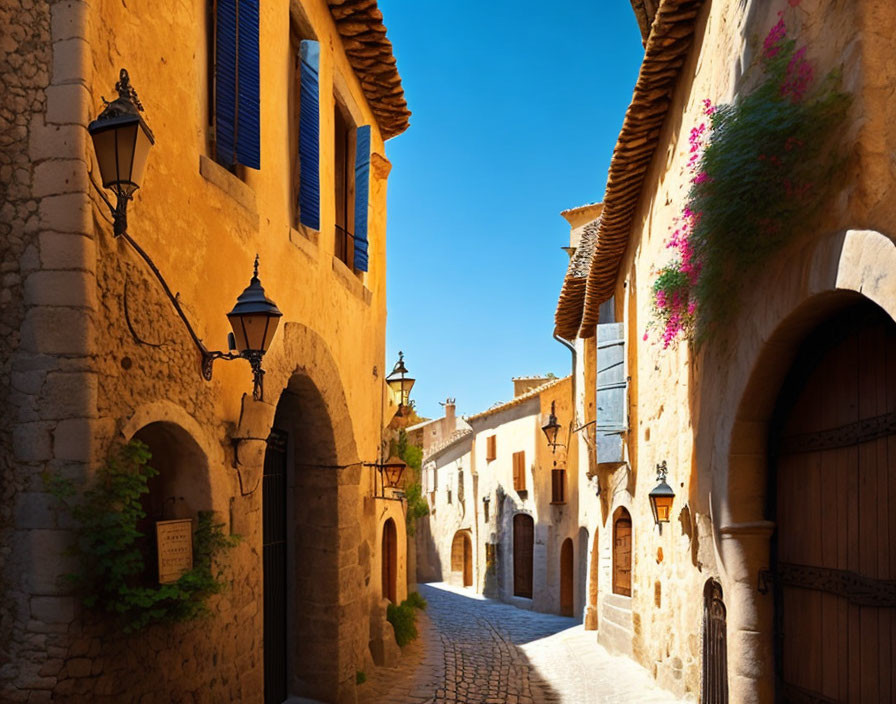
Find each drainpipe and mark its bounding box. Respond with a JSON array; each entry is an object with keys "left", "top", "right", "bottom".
[{"left": 553, "top": 333, "right": 577, "bottom": 424}]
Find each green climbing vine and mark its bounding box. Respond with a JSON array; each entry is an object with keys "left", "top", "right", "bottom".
[
  {"left": 648, "top": 3, "right": 851, "bottom": 347},
  {"left": 47, "top": 440, "right": 239, "bottom": 632}
]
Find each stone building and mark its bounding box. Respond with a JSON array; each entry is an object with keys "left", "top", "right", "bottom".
[
  {"left": 0, "top": 0, "right": 410, "bottom": 702},
  {"left": 554, "top": 0, "right": 896, "bottom": 701},
  {"left": 416, "top": 378, "right": 587, "bottom": 619}
]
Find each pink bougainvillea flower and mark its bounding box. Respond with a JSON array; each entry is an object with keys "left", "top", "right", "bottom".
[{"left": 763, "top": 17, "right": 786, "bottom": 59}]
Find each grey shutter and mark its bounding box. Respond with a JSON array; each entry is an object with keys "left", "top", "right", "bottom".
[{"left": 596, "top": 322, "right": 626, "bottom": 463}]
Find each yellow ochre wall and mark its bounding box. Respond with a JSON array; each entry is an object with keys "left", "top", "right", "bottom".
[{"left": 0, "top": 0, "right": 404, "bottom": 701}]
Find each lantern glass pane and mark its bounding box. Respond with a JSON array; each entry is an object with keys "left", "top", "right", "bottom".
[
  {"left": 129, "top": 125, "right": 153, "bottom": 191},
  {"left": 114, "top": 124, "right": 139, "bottom": 195},
  {"left": 654, "top": 496, "right": 674, "bottom": 522},
  {"left": 231, "top": 313, "right": 275, "bottom": 352},
  {"left": 91, "top": 128, "right": 120, "bottom": 190},
  {"left": 401, "top": 377, "right": 415, "bottom": 395}
]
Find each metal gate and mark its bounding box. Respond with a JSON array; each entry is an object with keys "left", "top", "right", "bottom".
[
  {"left": 263, "top": 428, "right": 288, "bottom": 704},
  {"left": 702, "top": 579, "right": 728, "bottom": 704}
]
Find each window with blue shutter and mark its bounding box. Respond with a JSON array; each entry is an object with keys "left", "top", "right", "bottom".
[
  {"left": 596, "top": 321, "right": 626, "bottom": 463},
  {"left": 353, "top": 125, "right": 371, "bottom": 272},
  {"left": 214, "top": 0, "right": 260, "bottom": 169},
  {"left": 298, "top": 39, "right": 320, "bottom": 230}
]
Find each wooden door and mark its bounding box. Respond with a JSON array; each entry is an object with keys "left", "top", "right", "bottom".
[
  {"left": 613, "top": 508, "right": 632, "bottom": 596},
  {"left": 513, "top": 514, "right": 534, "bottom": 598},
  {"left": 382, "top": 518, "right": 397, "bottom": 603},
  {"left": 263, "top": 429, "right": 288, "bottom": 704},
  {"left": 560, "top": 538, "right": 574, "bottom": 616},
  {"left": 463, "top": 534, "right": 472, "bottom": 587},
  {"left": 773, "top": 304, "right": 896, "bottom": 702}
]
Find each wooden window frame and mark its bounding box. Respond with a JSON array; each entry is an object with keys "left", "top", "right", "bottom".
[
  {"left": 551, "top": 468, "right": 567, "bottom": 505},
  {"left": 486, "top": 435, "right": 497, "bottom": 462},
  {"left": 512, "top": 451, "right": 526, "bottom": 493}
]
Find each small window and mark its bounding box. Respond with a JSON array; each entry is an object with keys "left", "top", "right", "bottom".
[
  {"left": 457, "top": 469, "right": 464, "bottom": 504},
  {"left": 551, "top": 469, "right": 567, "bottom": 504},
  {"left": 334, "top": 99, "right": 356, "bottom": 267},
  {"left": 486, "top": 435, "right": 497, "bottom": 462},
  {"left": 206, "top": 0, "right": 260, "bottom": 172},
  {"left": 512, "top": 451, "right": 526, "bottom": 493},
  {"left": 447, "top": 487, "right": 452, "bottom": 504},
  {"left": 483, "top": 497, "right": 490, "bottom": 522}
]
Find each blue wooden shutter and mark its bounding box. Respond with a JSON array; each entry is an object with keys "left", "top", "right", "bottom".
[
  {"left": 353, "top": 125, "right": 371, "bottom": 271},
  {"left": 215, "top": 0, "right": 260, "bottom": 169},
  {"left": 596, "top": 322, "right": 626, "bottom": 463},
  {"left": 298, "top": 40, "right": 320, "bottom": 230}
]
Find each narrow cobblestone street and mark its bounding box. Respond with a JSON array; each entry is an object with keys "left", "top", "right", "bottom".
[{"left": 357, "top": 583, "right": 689, "bottom": 704}]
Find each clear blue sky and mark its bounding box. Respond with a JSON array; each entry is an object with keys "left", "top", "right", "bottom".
[{"left": 382, "top": 2, "right": 644, "bottom": 420}]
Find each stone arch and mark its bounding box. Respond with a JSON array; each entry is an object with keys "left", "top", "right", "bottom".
[
  {"left": 381, "top": 518, "right": 397, "bottom": 603},
  {"left": 707, "top": 229, "right": 896, "bottom": 704},
  {"left": 263, "top": 322, "right": 361, "bottom": 467},
  {"left": 450, "top": 530, "right": 473, "bottom": 587},
  {"left": 125, "top": 419, "right": 215, "bottom": 585},
  {"left": 121, "top": 400, "right": 229, "bottom": 515},
  {"left": 612, "top": 507, "right": 633, "bottom": 597},
  {"left": 259, "top": 325, "right": 363, "bottom": 703},
  {"left": 560, "top": 537, "right": 574, "bottom": 617}
]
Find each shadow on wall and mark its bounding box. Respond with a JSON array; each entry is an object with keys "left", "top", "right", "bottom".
[{"left": 414, "top": 513, "right": 443, "bottom": 583}]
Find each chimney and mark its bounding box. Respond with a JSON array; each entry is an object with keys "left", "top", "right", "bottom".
[{"left": 444, "top": 398, "right": 456, "bottom": 428}]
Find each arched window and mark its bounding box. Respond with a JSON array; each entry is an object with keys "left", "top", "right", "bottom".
[{"left": 612, "top": 507, "right": 632, "bottom": 596}]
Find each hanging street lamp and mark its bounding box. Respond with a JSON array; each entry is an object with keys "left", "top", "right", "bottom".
[
  {"left": 386, "top": 351, "right": 415, "bottom": 416},
  {"left": 541, "top": 400, "right": 563, "bottom": 453},
  {"left": 649, "top": 460, "right": 676, "bottom": 533},
  {"left": 87, "top": 68, "right": 155, "bottom": 236},
  {"left": 88, "top": 69, "right": 282, "bottom": 401},
  {"left": 380, "top": 455, "right": 408, "bottom": 489}
]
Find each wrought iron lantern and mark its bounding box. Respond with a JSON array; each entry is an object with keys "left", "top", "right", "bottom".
[
  {"left": 386, "top": 351, "right": 415, "bottom": 416},
  {"left": 208, "top": 256, "right": 283, "bottom": 400},
  {"left": 380, "top": 455, "right": 408, "bottom": 489},
  {"left": 541, "top": 400, "right": 563, "bottom": 453},
  {"left": 88, "top": 69, "right": 282, "bottom": 402},
  {"left": 649, "top": 461, "right": 676, "bottom": 532},
  {"left": 88, "top": 68, "right": 155, "bottom": 236}
]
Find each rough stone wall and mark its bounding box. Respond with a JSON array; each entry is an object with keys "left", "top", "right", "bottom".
[
  {"left": 597, "top": 1, "right": 896, "bottom": 701},
  {"left": 2, "top": 0, "right": 401, "bottom": 701}
]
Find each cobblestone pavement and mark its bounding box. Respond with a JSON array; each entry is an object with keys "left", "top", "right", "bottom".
[{"left": 357, "top": 582, "right": 690, "bottom": 704}]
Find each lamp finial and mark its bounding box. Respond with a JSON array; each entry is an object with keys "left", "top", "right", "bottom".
[{"left": 253, "top": 254, "right": 259, "bottom": 280}]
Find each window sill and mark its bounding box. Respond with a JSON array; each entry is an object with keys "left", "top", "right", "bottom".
[
  {"left": 199, "top": 155, "right": 258, "bottom": 223},
  {"left": 332, "top": 255, "right": 371, "bottom": 305},
  {"left": 516, "top": 490, "right": 528, "bottom": 501},
  {"left": 289, "top": 225, "right": 319, "bottom": 261},
  {"left": 550, "top": 500, "right": 567, "bottom": 506}
]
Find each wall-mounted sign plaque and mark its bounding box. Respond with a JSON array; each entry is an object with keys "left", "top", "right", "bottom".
[{"left": 156, "top": 518, "right": 193, "bottom": 584}]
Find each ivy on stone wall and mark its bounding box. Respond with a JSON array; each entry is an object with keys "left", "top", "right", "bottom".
[
  {"left": 47, "top": 440, "right": 239, "bottom": 632},
  {"left": 649, "top": 4, "right": 851, "bottom": 347},
  {"left": 391, "top": 429, "right": 428, "bottom": 536}
]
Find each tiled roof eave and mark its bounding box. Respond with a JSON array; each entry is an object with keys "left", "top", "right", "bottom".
[
  {"left": 328, "top": 0, "right": 411, "bottom": 139},
  {"left": 553, "top": 0, "right": 705, "bottom": 338}
]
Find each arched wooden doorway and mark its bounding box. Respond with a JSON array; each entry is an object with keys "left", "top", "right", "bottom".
[
  {"left": 770, "top": 302, "right": 896, "bottom": 701},
  {"left": 560, "top": 538, "right": 574, "bottom": 617},
  {"left": 382, "top": 518, "right": 397, "bottom": 603},
  {"left": 513, "top": 514, "right": 534, "bottom": 598},
  {"left": 451, "top": 531, "right": 473, "bottom": 587},
  {"left": 263, "top": 372, "right": 351, "bottom": 703},
  {"left": 612, "top": 507, "right": 632, "bottom": 597}
]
